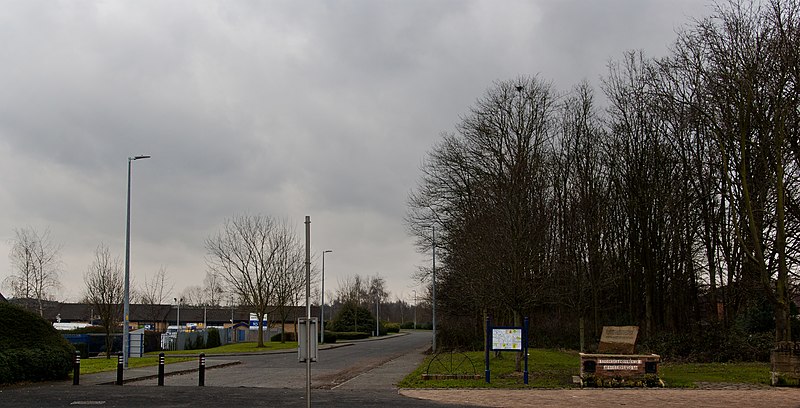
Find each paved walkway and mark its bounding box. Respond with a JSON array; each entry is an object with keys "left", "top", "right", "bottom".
[{"left": 400, "top": 388, "right": 800, "bottom": 407}]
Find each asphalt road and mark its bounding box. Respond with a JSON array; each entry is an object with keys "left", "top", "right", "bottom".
[
  {"left": 0, "top": 331, "right": 463, "bottom": 408},
  {"left": 128, "top": 330, "right": 432, "bottom": 389}
]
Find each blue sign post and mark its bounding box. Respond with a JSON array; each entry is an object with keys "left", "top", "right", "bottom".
[{"left": 485, "top": 316, "right": 529, "bottom": 384}]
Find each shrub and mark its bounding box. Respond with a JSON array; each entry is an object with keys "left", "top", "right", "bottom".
[
  {"left": 638, "top": 322, "right": 774, "bottom": 363},
  {"left": 194, "top": 334, "right": 205, "bottom": 350},
  {"left": 321, "top": 331, "right": 337, "bottom": 343},
  {"left": 330, "top": 303, "right": 374, "bottom": 334},
  {"left": 143, "top": 331, "right": 162, "bottom": 353},
  {"left": 271, "top": 332, "right": 297, "bottom": 342},
  {"left": 330, "top": 332, "right": 370, "bottom": 340},
  {"left": 400, "top": 321, "right": 415, "bottom": 330},
  {"left": 206, "top": 328, "right": 221, "bottom": 349},
  {"left": 385, "top": 322, "right": 400, "bottom": 334},
  {"left": 0, "top": 302, "right": 74, "bottom": 384}
]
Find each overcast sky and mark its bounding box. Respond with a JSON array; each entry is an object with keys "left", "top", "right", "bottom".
[{"left": 0, "top": 0, "right": 711, "bottom": 304}]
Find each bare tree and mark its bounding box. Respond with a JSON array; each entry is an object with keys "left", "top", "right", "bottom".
[
  {"left": 139, "top": 266, "right": 173, "bottom": 305},
  {"left": 84, "top": 244, "right": 123, "bottom": 358},
  {"left": 408, "top": 77, "right": 556, "bottom": 368},
  {"left": 203, "top": 271, "right": 226, "bottom": 307},
  {"left": 334, "top": 274, "right": 372, "bottom": 332},
  {"left": 336, "top": 274, "right": 369, "bottom": 307},
  {"left": 369, "top": 274, "right": 389, "bottom": 334},
  {"left": 180, "top": 285, "right": 205, "bottom": 306},
  {"left": 3, "top": 227, "right": 62, "bottom": 315},
  {"left": 273, "top": 223, "right": 307, "bottom": 342},
  {"left": 205, "top": 214, "right": 285, "bottom": 347},
  {"left": 368, "top": 274, "right": 388, "bottom": 314},
  {"left": 666, "top": 0, "right": 800, "bottom": 341}
]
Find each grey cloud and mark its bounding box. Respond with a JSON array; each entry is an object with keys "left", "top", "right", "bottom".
[{"left": 0, "top": 0, "right": 714, "bottom": 301}]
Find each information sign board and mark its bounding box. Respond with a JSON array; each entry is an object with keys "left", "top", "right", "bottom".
[
  {"left": 492, "top": 328, "right": 523, "bottom": 351},
  {"left": 249, "top": 313, "right": 268, "bottom": 330}
]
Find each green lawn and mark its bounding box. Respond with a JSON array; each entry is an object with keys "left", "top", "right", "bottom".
[
  {"left": 399, "top": 349, "right": 773, "bottom": 389},
  {"left": 77, "top": 356, "right": 195, "bottom": 375},
  {"left": 399, "top": 349, "right": 580, "bottom": 389},
  {"left": 659, "top": 362, "right": 770, "bottom": 388},
  {"left": 146, "top": 341, "right": 298, "bottom": 356},
  {"left": 75, "top": 341, "right": 297, "bottom": 375}
]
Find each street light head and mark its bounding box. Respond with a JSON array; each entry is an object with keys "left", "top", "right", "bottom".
[
  {"left": 130, "top": 155, "right": 152, "bottom": 161},
  {"left": 324, "top": 250, "right": 333, "bottom": 254}
]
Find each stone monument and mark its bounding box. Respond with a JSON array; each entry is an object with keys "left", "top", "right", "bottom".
[{"left": 579, "top": 326, "right": 661, "bottom": 387}]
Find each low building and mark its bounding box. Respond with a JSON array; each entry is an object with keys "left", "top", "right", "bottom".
[{"left": 8, "top": 298, "right": 320, "bottom": 335}]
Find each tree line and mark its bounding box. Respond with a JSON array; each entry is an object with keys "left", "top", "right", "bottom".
[
  {"left": 3, "top": 215, "right": 413, "bottom": 350},
  {"left": 407, "top": 0, "right": 799, "bottom": 359}
]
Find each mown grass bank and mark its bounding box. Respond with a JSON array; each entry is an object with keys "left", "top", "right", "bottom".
[
  {"left": 147, "top": 341, "right": 298, "bottom": 356},
  {"left": 77, "top": 341, "right": 297, "bottom": 375},
  {"left": 77, "top": 356, "right": 195, "bottom": 375},
  {"left": 399, "top": 349, "right": 771, "bottom": 389}
]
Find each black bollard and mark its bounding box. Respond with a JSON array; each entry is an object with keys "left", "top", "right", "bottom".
[
  {"left": 158, "top": 352, "right": 165, "bottom": 386},
  {"left": 115, "top": 352, "right": 123, "bottom": 385},
  {"left": 72, "top": 351, "right": 80, "bottom": 386},
  {"left": 198, "top": 353, "right": 205, "bottom": 387}
]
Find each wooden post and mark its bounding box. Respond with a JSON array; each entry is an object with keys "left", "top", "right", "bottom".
[
  {"left": 580, "top": 317, "right": 585, "bottom": 353},
  {"left": 485, "top": 316, "right": 491, "bottom": 383}
]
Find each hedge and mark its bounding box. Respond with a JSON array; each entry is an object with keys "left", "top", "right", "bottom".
[
  {"left": 330, "top": 332, "right": 369, "bottom": 340},
  {"left": 0, "top": 302, "right": 74, "bottom": 384},
  {"left": 321, "top": 331, "right": 337, "bottom": 343},
  {"left": 271, "top": 332, "right": 297, "bottom": 342}
]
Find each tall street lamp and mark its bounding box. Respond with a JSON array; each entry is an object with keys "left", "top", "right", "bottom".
[
  {"left": 321, "top": 249, "right": 332, "bottom": 344},
  {"left": 431, "top": 225, "right": 436, "bottom": 353},
  {"left": 413, "top": 290, "right": 417, "bottom": 330},
  {"left": 124, "top": 155, "right": 150, "bottom": 369},
  {"left": 174, "top": 297, "right": 183, "bottom": 328}
]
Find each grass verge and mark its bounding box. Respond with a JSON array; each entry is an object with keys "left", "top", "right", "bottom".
[
  {"left": 77, "top": 356, "right": 195, "bottom": 375},
  {"left": 398, "top": 349, "right": 580, "bottom": 389},
  {"left": 399, "top": 349, "right": 772, "bottom": 389},
  {"left": 146, "top": 341, "right": 298, "bottom": 356},
  {"left": 659, "top": 362, "right": 770, "bottom": 388}
]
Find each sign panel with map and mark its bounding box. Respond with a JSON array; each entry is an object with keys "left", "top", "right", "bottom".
[
  {"left": 485, "top": 317, "right": 530, "bottom": 385},
  {"left": 492, "top": 328, "right": 523, "bottom": 351}
]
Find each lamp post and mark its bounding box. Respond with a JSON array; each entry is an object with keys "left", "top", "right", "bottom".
[
  {"left": 375, "top": 292, "right": 380, "bottom": 337},
  {"left": 431, "top": 225, "right": 436, "bottom": 353},
  {"left": 321, "top": 249, "right": 332, "bottom": 344},
  {"left": 413, "top": 290, "right": 417, "bottom": 330},
  {"left": 123, "top": 154, "right": 150, "bottom": 369},
  {"left": 174, "top": 297, "right": 183, "bottom": 329}
]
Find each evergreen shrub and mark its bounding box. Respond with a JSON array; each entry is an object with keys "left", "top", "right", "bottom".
[{"left": 0, "top": 302, "right": 74, "bottom": 384}]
